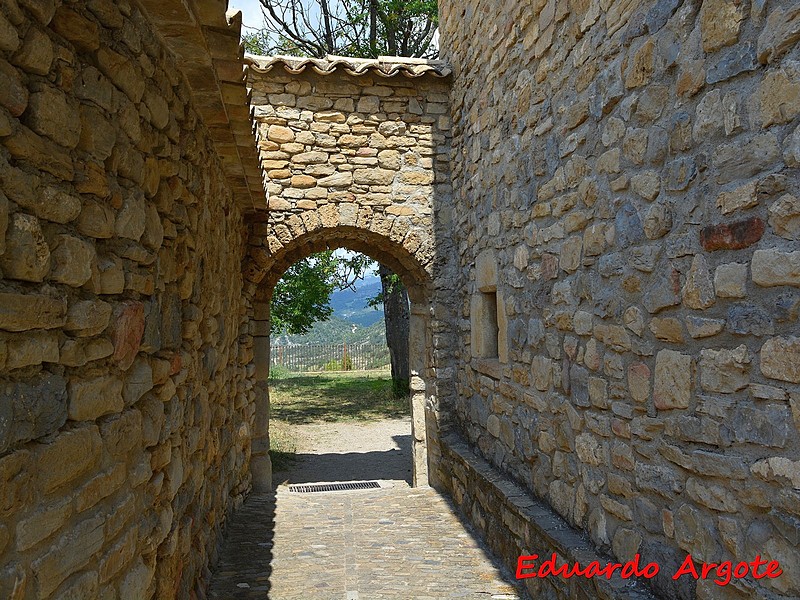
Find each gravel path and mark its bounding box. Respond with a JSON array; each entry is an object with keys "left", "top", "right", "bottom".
[{"left": 272, "top": 418, "right": 413, "bottom": 487}]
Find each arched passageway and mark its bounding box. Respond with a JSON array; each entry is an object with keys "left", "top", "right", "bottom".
[{"left": 246, "top": 228, "right": 439, "bottom": 491}]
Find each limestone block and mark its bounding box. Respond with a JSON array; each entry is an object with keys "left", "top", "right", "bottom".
[
  {"left": 50, "top": 5, "right": 100, "bottom": 51},
  {"left": 768, "top": 194, "right": 800, "bottom": 239},
  {"left": 31, "top": 514, "right": 105, "bottom": 598},
  {"left": 757, "top": 5, "right": 800, "bottom": 64},
  {"left": 649, "top": 317, "right": 684, "bottom": 343},
  {"left": 0, "top": 11, "right": 19, "bottom": 53},
  {"left": 77, "top": 200, "right": 116, "bottom": 239},
  {"left": 630, "top": 171, "right": 660, "bottom": 201},
  {"left": 268, "top": 125, "right": 294, "bottom": 144},
  {"left": 628, "top": 363, "right": 650, "bottom": 403},
  {"left": 757, "top": 62, "right": 800, "bottom": 127},
  {"left": 653, "top": 349, "right": 691, "bottom": 410},
  {"left": 13, "top": 26, "right": 53, "bottom": 75},
  {"left": 96, "top": 47, "right": 145, "bottom": 103},
  {"left": 49, "top": 234, "right": 95, "bottom": 287},
  {"left": 700, "top": 345, "right": 751, "bottom": 393},
  {"left": 15, "top": 497, "right": 72, "bottom": 551},
  {"left": 714, "top": 262, "right": 747, "bottom": 298},
  {"left": 357, "top": 96, "right": 380, "bottom": 113},
  {"left": 64, "top": 300, "right": 112, "bottom": 337},
  {"left": 700, "top": 0, "right": 745, "bottom": 52},
  {"left": 68, "top": 375, "right": 124, "bottom": 421},
  {"left": 761, "top": 336, "right": 800, "bottom": 383},
  {"left": 752, "top": 249, "right": 800, "bottom": 287},
  {"left": 625, "top": 39, "right": 654, "bottom": 88},
  {"left": 18, "top": 0, "right": 56, "bottom": 25},
  {"left": 475, "top": 249, "right": 497, "bottom": 292},
  {"left": 110, "top": 301, "right": 145, "bottom": 369},
  {"left": 682, "top": 254, "right": 715, "bottom": 309},
  {"left": 0, "top": 373, "right": 67, "bottom": 453},
  {"left": 643, "top": 201, "right": 672, "bottom": 239},
  {"left": 88, "top": 255, "right": 125, "bottom": 295},
  {"left": 36, "top": 426, "right": 101, "bottom": 493},
  {"left": 20, "top": 185, "right": 81, "bottom": 225},
  {"left": 353, "top": 168, "right": 395, "bottom": 185},
  {"left": 59, "top": 338, "right": 114, "bottom": 367},
  {"left": 115, "top": 190, "right": 147, "bottom": 241},
  {"left": 685, "top": 477, "right": 738, "bottom": 513},
  {"left": 716, "top": 180, "right": 757, "bottom": 215},
  {"left": 713, "top": 133, "right": 779, "bottom": 185},
  {"left": 24, "top": 84, "right": 81, "bottom": 148},
  {"left": 0, "top": 213, "right": 50, "bottom": 282},
  {"left": 5, "top": 330, "right": 59, "bottom": 370}
]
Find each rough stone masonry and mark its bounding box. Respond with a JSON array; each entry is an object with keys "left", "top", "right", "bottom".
[
  {"left": 0, "top": 0, "right": 799, "bottom": 599},
  {"left": 438, "top": 0, "right": 800, "bottom": 599}
]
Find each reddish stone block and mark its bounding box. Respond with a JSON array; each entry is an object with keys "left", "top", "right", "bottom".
[
  {"left": 111, "top": 301, "right": 145, "bottom": 369},
  {"left": 700, "top": 217, "right": 765, "bottom": 251}
]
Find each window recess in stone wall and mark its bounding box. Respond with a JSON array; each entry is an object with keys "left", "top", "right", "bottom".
[{"left": 471, "top": 249, "right": 508, "bottom": 377}]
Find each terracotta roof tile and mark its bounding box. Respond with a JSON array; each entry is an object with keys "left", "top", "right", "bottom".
[{"left": 245, "top": 53, "right": 452, "bottom": 79}]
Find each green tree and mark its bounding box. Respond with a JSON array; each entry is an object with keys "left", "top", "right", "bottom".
[
  {"left": 245, "top": 0, "right": 438, "bottom": 59},
  {"left": 271, "top": 251, "right": 372, "bottom": 335}
]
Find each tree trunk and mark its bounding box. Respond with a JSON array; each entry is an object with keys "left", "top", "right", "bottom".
[{"left": 379, "top": 264, "right": 410, "bottom": 397}]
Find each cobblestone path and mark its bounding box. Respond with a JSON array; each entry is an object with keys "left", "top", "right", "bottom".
[{"left": 207, "top": 482, "right": 522, "bottom": 599}]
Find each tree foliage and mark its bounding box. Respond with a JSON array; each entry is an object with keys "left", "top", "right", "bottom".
[
  {"left": 245, "top": 0, "right": 438, "bottom": 59},
  {"left": 271, "top": 251, "right": 373, "bottom": 335}
]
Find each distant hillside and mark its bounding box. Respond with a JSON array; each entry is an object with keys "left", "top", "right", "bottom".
[
  {"left": 328, "top": 276, "right": 384, "bottom": 327},
  {"left": 272, "top": 315, "right": 386, "bottom": 346},
  {"left": 272, "top": 274, "right": 386, "bottom": 347}
]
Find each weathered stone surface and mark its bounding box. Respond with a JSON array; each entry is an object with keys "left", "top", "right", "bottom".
[
  {"left": 700, "top": 217, "right": 765, "bottom": 251},
  {"left": 110, "top": 302, "right": 145, "bottom": 369},
  {"left": 68, "top": 375, "right": 124, "bottom": 421},
  {"left": 752, "top": 249, "right": 800, "bottom": 287},
  {"left": 653, "top": 350, "right": 691, "bottom": 410},
  {"left": 700, "top": 345, "right": 751, "bottom": 393},
  {"left": 0, "top": 293, "right": 66, "bottom": 331},
  {"left": 714, "top": 262, "right": 747, "bottom": 298},
  {"left": 760, "top": 337, "right": 800, "bottom": 383},
  {"left": 716, "top": 180, "right": 757, "bottom": 215},
  {"left": 757, "top": 61, "right": 800, "bottom": 127},
  {"left": 64, "top": 300, "right": 112, "bottom": 337},
  {"left": 686, "top": 316, "right": 725, "bottom": 339},
  {"left": 49, "top": 234, "right": 95, "bottom": 287},
  {"left": 24, "top": 85, "right": 81, "bottom": 148},
  {"left": 0, "top": 374, "right": 67, "bottom": 453},
  {"left": 700, "top": 0, "right": 744, "bottom": 52},
  {"left": 769, "top": 194, "right": 800, "bottom": 240},
  {"left": 0, "top": 212, "right": 50, "bottom": 281},
  {"left": 758, "top": 5, "right": 800, "bottom": 64},
  {"left": 682, "top": 254, "right": 715, "bottom": 309},
  {"left": 713, "top": 134, "right": 780, "bottom": 184}
]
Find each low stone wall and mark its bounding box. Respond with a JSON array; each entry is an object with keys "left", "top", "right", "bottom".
[
  {"left": 0, "top": 1, "right": 253, "bottom": 597},
  {"left": 441, "top": 434, "right": 659, "bottom": 600}
]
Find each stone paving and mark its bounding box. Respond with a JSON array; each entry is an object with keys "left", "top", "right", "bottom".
[{"left": 207, "top": 482, "right": 523, "bottom": 599}]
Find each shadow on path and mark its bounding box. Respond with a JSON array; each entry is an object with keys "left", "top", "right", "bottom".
[{"left": 273, "top": 434, "right": 413, "bottom": 486}]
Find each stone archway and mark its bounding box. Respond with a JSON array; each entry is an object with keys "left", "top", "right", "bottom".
[
  {"left": 246, "top": 226, "right": 438, "bottom": 492},
  {"left": 239, "top": 56, "right": 454, "bottom": 494}
]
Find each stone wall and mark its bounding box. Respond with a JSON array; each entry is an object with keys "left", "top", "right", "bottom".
[
  {"left": 243, "top": 58, "right": 459, "bottom": 489},
  {"left": 440, "top": 0, "right": 800, "bottom": 598},
  {"left": 0, "top": 1, "right": 253, "bottom": 598}
]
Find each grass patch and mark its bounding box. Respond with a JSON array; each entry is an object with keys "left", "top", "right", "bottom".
[{"left": 269, "top": 370, "right": 410, "bottom": 424}]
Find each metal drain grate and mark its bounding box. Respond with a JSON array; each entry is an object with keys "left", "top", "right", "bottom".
[{"left": 289, "top": 481, "right": 381, "bottom": 493}]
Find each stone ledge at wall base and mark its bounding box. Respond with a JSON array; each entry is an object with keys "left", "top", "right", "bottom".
[{"left": 439, "top": 435, "right": 659, "bottom": 600}]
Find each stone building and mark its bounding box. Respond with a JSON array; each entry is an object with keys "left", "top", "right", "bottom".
[{"left": 0, "top": 0, "right": 798, "bottom": 599}]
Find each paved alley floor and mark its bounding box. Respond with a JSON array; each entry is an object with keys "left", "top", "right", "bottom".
[
  {"left": 207, "top": 419, "right": 522, "bottom": 600},
  {"left": 207, "top": 484, "right": 522, "bottom": 600}
]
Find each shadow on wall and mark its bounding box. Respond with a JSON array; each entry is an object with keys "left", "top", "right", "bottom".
[{"left": 272, "top": 434, "right": 413, "bottom": 486}]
